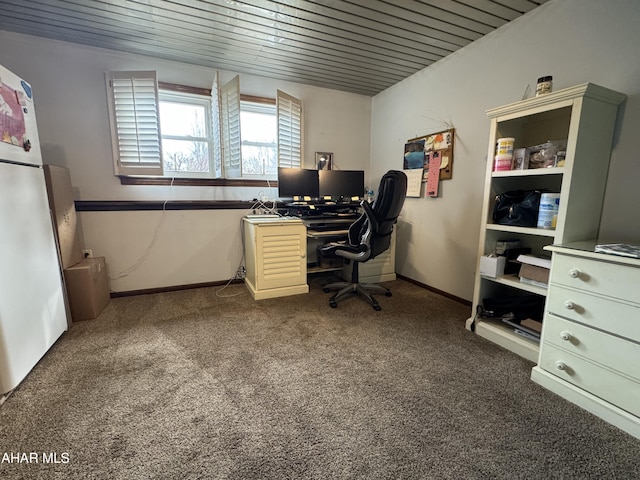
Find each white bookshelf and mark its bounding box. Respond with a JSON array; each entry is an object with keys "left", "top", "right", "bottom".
[{"left": 466, "top": 83, "right": 626, "bottom": 362}]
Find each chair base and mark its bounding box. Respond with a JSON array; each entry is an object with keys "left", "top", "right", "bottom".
[{"left": 323, "top": 281, "right": 391, "bottom": 311}]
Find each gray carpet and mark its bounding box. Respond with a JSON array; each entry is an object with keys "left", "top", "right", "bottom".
[{"left": 1, "top": 277, "right": 639, "bottom": 479}]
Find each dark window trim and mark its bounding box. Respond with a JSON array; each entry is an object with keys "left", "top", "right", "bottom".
[
  {"left": 241, "top": 94, "right": 276, "bottom": 105},
  {"left": 75, "top": 200, "right": 282, "bottom": 211},
  {"left": 118, "top": 176, "right": 277, "bottom": 187},
  {"left": 158, "top": 81, "right": 275, "bottom": 105},
  {"left": 158, "top": 81, "right": 210, "bottom": 96}
]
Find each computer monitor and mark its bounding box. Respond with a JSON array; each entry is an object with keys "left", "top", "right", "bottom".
[
  {"left": 277, "top": 168, "right": 319, "bottom": 200},
  {"left": 319, "top": 170, "right": 365, "bottom": 202}
]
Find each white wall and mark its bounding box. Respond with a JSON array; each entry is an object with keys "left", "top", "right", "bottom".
[
  {"left": 0, "top": 31, "right": 372, "bottom": 292},
  {"left": 371, "top": 0, "right": 640, "bottom": 301},
  {"left": 79, "top": 210, "right": 246, "bottom": 293}
]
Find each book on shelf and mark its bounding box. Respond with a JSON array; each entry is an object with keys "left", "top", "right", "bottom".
[
  {"left": 513, "top": 328, "right": 541, "bottom": 342},
  {"left": 521, "top": 318, "right": 542, "bottom": 334},
  {"left": 594, "top": 243, "right": 640, "bottom": 259},
  {"left": 502, "top": 318, "right": 541, "bottom": 340},
  {"left": 519, "top": 276, "right": 548, "bottom": 288}
]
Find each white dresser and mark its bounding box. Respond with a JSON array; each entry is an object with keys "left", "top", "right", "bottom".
[{"left": 531, "top": 241, "right": 640, "bottom": 439}]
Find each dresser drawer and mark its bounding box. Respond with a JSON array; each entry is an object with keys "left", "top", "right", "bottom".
[
  {"left": 538, "top": 343, "right": 640, "bottom": 417},
  {"left": 542, "top": 314, "right": 640, "bottom": 382},
  {"left": 551, "top": 254, "right": 640, "bottom": 301},
  {"left": 546, "top": 286, "right": 640, "bottom": 342}
]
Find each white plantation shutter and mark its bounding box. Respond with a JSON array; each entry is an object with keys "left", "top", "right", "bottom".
[
  {"left": 210, "top": 71, "right": 223, "bottom": 178},
  {"left": 220, "top": 75, "right": 241, "bottom": 178},
  {"left": 277, "top": 90, "right": 303, "bottom": 168},
  {"left": 105, "top": 71, "right": 163, "bottom": 176}
]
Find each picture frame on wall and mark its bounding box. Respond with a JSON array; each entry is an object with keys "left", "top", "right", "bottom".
[{"left": 315, "top": 152, "right": 333, "bottom": 170}]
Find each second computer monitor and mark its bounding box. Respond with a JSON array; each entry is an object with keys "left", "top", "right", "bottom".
[{"left": 319, "top": 170, "right": 365, "bottom": 202}]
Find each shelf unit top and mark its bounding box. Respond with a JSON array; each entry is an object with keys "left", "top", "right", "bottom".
[
  {"left": 491, "top": 167, "right": 564, "bottom": 178},
  {"left": 545, "top": 241, "right": 640, "bottom": 267},
  {"left": 486, "top": 83, "right": 627, "bottom": 119}
]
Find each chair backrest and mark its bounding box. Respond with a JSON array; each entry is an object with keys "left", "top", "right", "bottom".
[{"left": 349, "top": 170, "right": 407, "bottom": 260}]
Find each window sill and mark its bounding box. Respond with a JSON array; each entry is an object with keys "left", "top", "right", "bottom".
[{"left": 118, "top": 176, "right": 277, "bottom": 187}]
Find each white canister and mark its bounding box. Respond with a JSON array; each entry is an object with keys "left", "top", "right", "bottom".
[
  {"left": 537, "top": 193, "right": 560, "bottom": 229},
  {"left": 496, "top": 137, "right": 515, "bottom": 156}
]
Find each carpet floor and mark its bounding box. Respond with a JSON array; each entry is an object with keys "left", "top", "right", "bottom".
[{"left": 1, "top": 277, "right": 639, "bottom": 479}]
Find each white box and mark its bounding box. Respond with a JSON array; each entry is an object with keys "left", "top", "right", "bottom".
[{"left": 479, "top": 255, "right": 506, "bottom": 278}]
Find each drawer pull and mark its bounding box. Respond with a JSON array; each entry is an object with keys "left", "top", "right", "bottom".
[
  {"left": 564, "top": 300, "right": 575, "bottom": 310},
  {"left": 568, "top": 268, "right": 581, "bottom": 279},
  {"left": 555, "top": 361, "right": 568, "bottom": 371},
  {"left": 560, "top": 331, "right": 573, "bottom": 341}
]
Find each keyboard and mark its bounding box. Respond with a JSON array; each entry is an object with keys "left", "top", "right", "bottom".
[
  {"left": 307, "top": 229, "right": 349, "bottom": 237},
  {"left": 307, "top": 223, "right": 350, "bottom": 231}
]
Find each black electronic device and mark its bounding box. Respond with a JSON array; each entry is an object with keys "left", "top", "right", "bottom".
[
  {"left": 277, "top": 167, "right": 319, "bottom": 199},
  {"left": 319, "top": 170, "right": 365, "bottom": 202}
]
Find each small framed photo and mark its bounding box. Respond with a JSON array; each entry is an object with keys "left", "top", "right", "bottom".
[{"left": 315, "top": 152, "right": 333, "bottom": 170}]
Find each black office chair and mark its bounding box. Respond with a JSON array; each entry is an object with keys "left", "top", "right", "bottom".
[{"left": 319, "top": 170, "right": 407, "bottom": 310}]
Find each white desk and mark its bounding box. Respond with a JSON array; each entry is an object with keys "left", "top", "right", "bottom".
[
  {"left": 243, "top": 215, "right": 397, "bottom": 299},
  {"left": 305, "top": 216, "right": 396, "bottom": 283}
]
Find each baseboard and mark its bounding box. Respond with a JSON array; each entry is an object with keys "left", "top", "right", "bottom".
[
  {"left": 111, "top": 275, "right": 471, "bottom": 306},
  {"left": 110, "top": 279, "right": 245, "bottom": 298},
  {"left": 396, "top": 274, "right": 471, "bottom": 307}
]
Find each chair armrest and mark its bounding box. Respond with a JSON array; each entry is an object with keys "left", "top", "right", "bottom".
[{"left": 361, "top": 200, "right": 379, "bottom": 233}]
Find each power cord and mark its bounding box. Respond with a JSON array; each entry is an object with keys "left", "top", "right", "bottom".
[
  {"left": 215, "top": 193, "right": 284, "bottom": 297},
  {"left": 110, "top": 177, "right": 176, "bottom": 281}
]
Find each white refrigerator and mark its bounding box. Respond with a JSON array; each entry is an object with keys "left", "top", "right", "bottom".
[{"left": 0, "top": 63, "right": 68, "bottom": 397}]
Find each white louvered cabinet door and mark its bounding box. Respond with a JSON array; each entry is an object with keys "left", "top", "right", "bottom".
[
  {"left": 255, "top": 224, "right": 306, "bottom": 290},
  {"left": 242, "top": 218, "right": 309, "bottom": 300}
]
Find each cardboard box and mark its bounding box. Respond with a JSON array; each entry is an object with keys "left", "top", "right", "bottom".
[
  {"left": 479, "top": 255, "right": 506, "bottom": 278},
  {"left": 64, "top": 257, "right": 110, "bottom": 321},
  {"left": 519, "top": 263, "right": 550, "bottom": 285},
  {"left": 44, "top": 165, "right": 83, "bottom": 269}
]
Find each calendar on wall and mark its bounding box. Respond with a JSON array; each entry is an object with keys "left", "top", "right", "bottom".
[{"left": 405, "top": 169, "right": 422, "bottom": 197}]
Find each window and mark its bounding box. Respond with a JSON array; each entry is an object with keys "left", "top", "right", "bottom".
[
  {"left": 159, "top": 91, "right": 212, "bottom": 177},
  {"left": 106, "top": 71, "right": 302, "bottom": 181},
  {"left": 240, "top": 100, "right": 277, "bottom": 176}
]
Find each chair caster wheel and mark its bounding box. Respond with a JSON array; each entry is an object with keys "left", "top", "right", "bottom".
[
  {"left": 373, "top": 305, "right": 382, "bottom": 311},
  {"left": 385, "top": 291, "right": 392, "bottom": 297},
  {"left": 323, "top": 288, "right": 330, "bottom": 293},
  {"left": 330, "top": 301, "right": 337, "bottom": 308}
]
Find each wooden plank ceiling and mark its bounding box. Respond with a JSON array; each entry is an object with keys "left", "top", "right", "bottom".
[{"left": 0, "top": 0, "right": 549, "bottom": 96}]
